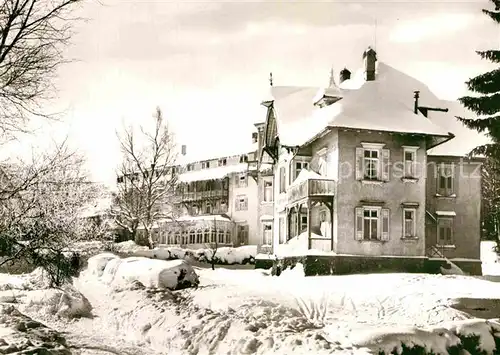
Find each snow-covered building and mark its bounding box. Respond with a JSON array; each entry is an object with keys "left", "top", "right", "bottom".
[
  {"left": 117, "top": 143, "right": 261, "bottom": 247},
  {"left": 257, "top": 46, "right": 488, "bottom": 273}
]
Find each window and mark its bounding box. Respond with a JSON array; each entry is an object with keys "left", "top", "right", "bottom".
[
  {"left": 403, "top": 208, "right": 416, "bottom": 238},
  {"left": 437, "top": 164, "right": 454, "bottom": 196},
  {"left": 205, "top": 202, "right": 212, "bottom": 214},
  {"left": 187, "top": 164, "right": 194, "bottom": 171},
  {"left": 189, "top": 230, "right": 196, "bottom": 244},
  {"left": 225, "top": 230, "right": 232, "bottom": 244},
  {"left": 263, "top": 223, "right": 273, "bottom": 245},
  {"left": 237, "top": 225, "right": 249, "bottom": 245},
  {"left": 235, "top": 195, "right": 248, "bottom": 211},
  {"left": 355, "top": 207, "right": 390, "bottom": 241},
  {"left": 363, "top": 150, "right": 379, "bottom": 180},
  {"left": 240, "top": 155, "right": 248, "bottom": 163},
  {"left": 181, "top": 230, "right": 188, "bottom": 245},
  {"left": 355, "top": 143, "right": 389, "bottom": 181},
  {"left": 202, "top": 161, "right": 210, "bottom": 169},
  {"left": 116, "top": 176, "right": 124, "bottom": 184},
  {"left": 294, "top": 161, "right": 309, "bottom": 180},
  {"left": 203, "top": 229, "right": 210, "bottom": 243},
  {"left": 437, "top": 218, "right": 453, "bottom": 245},
  {"left": 196, "top": 230, "right": 203, "bottom": 243},
  {"left": 235, "top": 173, "right": 248, "bottom": 187},
  {"left": 171, "top": 167, "right": 178, "bottom": 174},
  {"left": 318, "top": 154, "right": 328, "bottom": 176},
  {"left": 220, "top": 200, "right": 228, "bottom": 213},
  {"left": 403, "top": 147, "right": 418, "bottom": 178},
  {"left": 279, "top": 167, "right": 286, "bottom": 193},
  {"left": 300, "top": 214, "right": 308, "bottom": 232},
  {"left": 263, "top": 179, "right": 273, "bottom": 202},
  {"left": 279, "top": 217, "right": 286, "bottom": 244},
  {"left": 218, "top": 230, "right": 225, "bottom": 244},
  {"left": 218, "top": 158, "right": 227, "bottom": 167}
]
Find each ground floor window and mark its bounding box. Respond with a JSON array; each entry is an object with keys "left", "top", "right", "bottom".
[
  {"left": 237, "top": 224, "right": 249, "bottom": 245},
  {"left": 218, "top": 230, "right": 225, "bottom": 244},
  {"left": 263, "top": 223, "right": 273, "bottom": 245},
  {"left": 437, "top": 218, "right": 453, "bottom": 245},
  {"left": 355, "top": 206, "right": 390, "bottom": 241},
  {"left": 403, "top": 208, "right": 416, "bottom": 238}
]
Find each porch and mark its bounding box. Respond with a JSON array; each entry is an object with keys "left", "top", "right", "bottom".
[{"left": 284, "top": 176, "right": 336, "bottom": 251}]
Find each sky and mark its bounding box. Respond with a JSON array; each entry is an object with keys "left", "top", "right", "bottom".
[{"left": 25, "top": 0, "right": 500, "bottom": 187}]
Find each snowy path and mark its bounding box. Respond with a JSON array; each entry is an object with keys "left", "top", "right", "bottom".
[{"left": 18, "top": 265, "right": 500, "bottom": 355}]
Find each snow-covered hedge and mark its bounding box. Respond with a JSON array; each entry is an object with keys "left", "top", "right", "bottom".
[
  {"left": 113, "top": 241, "right": 257, "bottom": 265},
  {"left": 353, "top": 318, "right": 500, "bottom": 355},
  {"left": 83, "top": 253, "right": 199, "bottom": 290}
]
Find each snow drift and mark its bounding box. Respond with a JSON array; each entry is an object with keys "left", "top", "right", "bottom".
[
  {"left": 0, "top": 268, "right": 92, "bottom": 320},
  {"left": 84, "top": 253, "right": 199, "bottom": 290}
]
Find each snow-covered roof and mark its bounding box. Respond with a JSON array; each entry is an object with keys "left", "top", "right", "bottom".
[
  {"left": 176, "top": 214, "right": 232, "bottom": 223},
  {"left": 174, "top": 142, "right": 256, "bottom": 167},
  {"left": 178, "top": 163, "right": 248, "bottom": 183},
  {"left": 427, "top": 100, "right": 490, "bottom": 157},
  {"left": 268, "top": 62, "right": 453, "bottom": 147},
  {"left": 435, "top": 211, "right": 457, "bottom": 217}
]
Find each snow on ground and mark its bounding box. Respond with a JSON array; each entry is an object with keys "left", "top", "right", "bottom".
[
  {"left": 0, "top": 242, "right": 498, "bottom": 354},
  {"left": 481, "top": 240, "right": 500, "bottom": 276},
  {"left": 8, "top": 256, "right": 497, "bottom": 354},
  {"left": 272, "top": 231, "right": 335, "bottom": 257}
]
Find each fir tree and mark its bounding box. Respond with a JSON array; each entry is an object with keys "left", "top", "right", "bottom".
[
  {"left": 458, "top": 0, "right": 500, "bottom": 245},
  {"left": 457, "top": 0, "right": 500, "bottom": 157}
]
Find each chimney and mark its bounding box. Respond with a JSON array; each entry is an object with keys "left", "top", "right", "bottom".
[
  {"left": 339, "top": 68, "right": 351, "bottom": 83},
  {"left": 363, "top": 47, "right": 377, "bottom": 81},
  {"left": 251, "top": 132, "right": 258, "bottom": 143},
  {"left": 181, "top": 145, "right": 187, "bottom": 156},
  {"left": 413, "top": 91, "right": 420, "bottom": 114}
]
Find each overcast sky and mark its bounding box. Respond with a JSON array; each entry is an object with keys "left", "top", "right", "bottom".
[{"left": 32, "top": 0, "right": 499, "bottom": 186}]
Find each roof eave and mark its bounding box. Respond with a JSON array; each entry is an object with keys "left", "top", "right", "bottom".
[{"left": 426, "top": 132, "right": 455, "bottom": 151}]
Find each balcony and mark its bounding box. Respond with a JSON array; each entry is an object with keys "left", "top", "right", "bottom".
[
  {"left": 181, "top": 189, "right": 229, "bottom": 202},
  {"left": 287, "top": 178, "right": 335, "bottom": 205}
]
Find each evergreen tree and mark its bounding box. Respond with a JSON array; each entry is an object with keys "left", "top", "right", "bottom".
[
  {"left": 458, "top": 0, "right": 500, "bottom": 157},
  {"left": 458, "top": 0, "right": 500, "bottom": 247}
]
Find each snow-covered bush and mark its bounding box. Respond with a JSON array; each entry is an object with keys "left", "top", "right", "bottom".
[
  {"left": 353, "top": 319, "right": 500, "bottom": 355},
  {"left": 114, "top": 240, "right": 258, "bottom": 265},
  {"left": 85, "top": 252, "right": 199, "bottom": 290}
]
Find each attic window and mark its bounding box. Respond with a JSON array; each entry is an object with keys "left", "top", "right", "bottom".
[
  {"left": 187, "top": 164, "right": 194, "bottom": 171},
  {"left": 240, "top": 155, "right": 248, "bottom": 163},
  {"left": 218, "top": 158, "right": 227, "bottom": 167},
  {"left": 202, "top": 161, "right": 210, "bottom": 169}
]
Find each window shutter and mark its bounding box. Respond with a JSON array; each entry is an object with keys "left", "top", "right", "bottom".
[
  {"left": 355, "top": 148, "right": 363, "bottom": 180},
  {"left": 381, "top": 208, "right": 390, "bottom": 241},
  {"left": 382, "top": 149, "right": 390, "bottom": 181},
  {"left": 355, "top": 207, "right": 364, "bottom": 240}
]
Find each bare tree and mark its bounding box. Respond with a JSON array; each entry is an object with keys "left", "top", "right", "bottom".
[
  {"left": 113, "top": 107, "right": 179, "bottom": 249},
  {"left": 0, "top": 0, "right": 83, "bottom": 137},
  {"left": 0, "top": 142, "right": 105, "bottom": 285}
]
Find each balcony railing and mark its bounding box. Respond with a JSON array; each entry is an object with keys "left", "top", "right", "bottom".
[
  {"left": 287, "top": 178, "right": 335, "bottom": 205},
  {"left": 181, "top": 189, "right": 229, "bottom": 202}
]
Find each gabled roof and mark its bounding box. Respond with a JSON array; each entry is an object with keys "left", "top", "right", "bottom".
[{"left": 267, "top": 62, "right": 453, "bottom": 148}]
